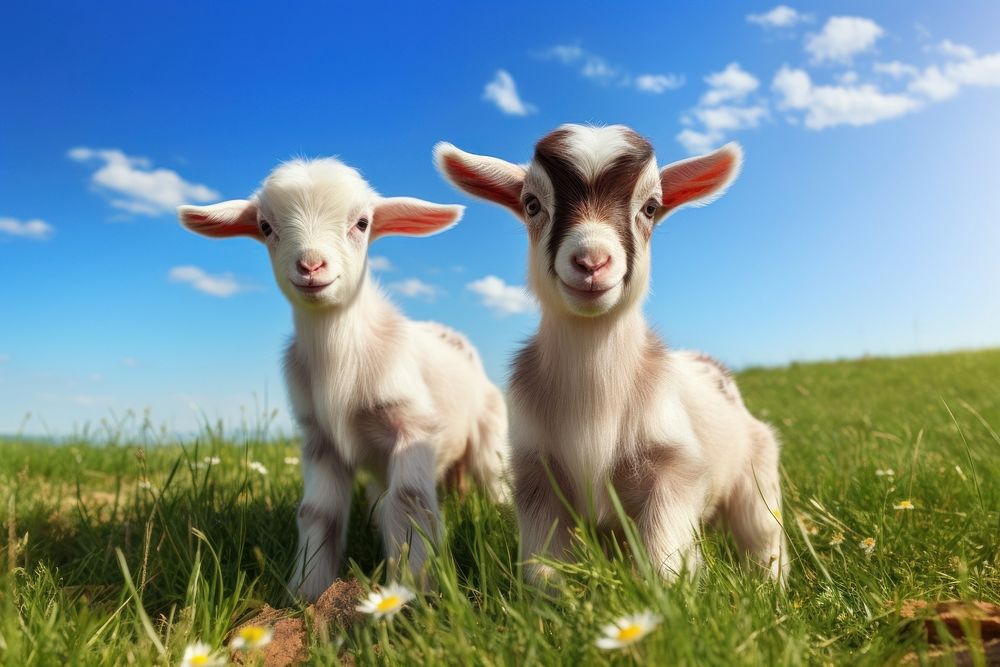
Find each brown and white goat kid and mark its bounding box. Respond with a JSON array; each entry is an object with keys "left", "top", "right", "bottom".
[
  {"left": 435, "top": 125, "right": 788, "bottom": 584},
  {"left": 178, "top": 158, "right": 508, "bottom": 601}
]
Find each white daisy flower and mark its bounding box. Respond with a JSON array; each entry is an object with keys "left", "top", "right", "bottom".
[
  {"left": 355, "top": 583, "right": 416, "bottom": 619},
  {"left": 179, "top": 641, "right": 225, "bottom": 667},
  {"left": 860, "top": 537, "right": 876, "bottom": 555},
  {"left": 203, "top": 456, "right": 221, "bottom": 466},
  {"left": 248, "top": 461, "right": 268, "bottom": 476},
  {"left": 230, "top": 624, "right": 273, "bottom": 651},
  {"left": 283, "top": 456, "right": 300, "bottom": 466},
  {"left": 875, "top": 468, "right": 895, "bottom": 478},
  {"left": 595, "top": 610, "right": 662, "bottom": 650},
  {"left": 138, "top": 479, "right": 153, "bottom": 490},
  {"left": 893, "top": 499, "right": 915, "bottom": 511}
]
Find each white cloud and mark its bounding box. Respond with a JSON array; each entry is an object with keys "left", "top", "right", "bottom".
[
  {"left": 483, "top": 70, "right": 536, "bottom": 116},
  {"left": 701, "top": 63, "right": 760, "bottom": 105},
  {"left": 368, "top": 256, "right": 393, "bottom": 271},
  {"left": 773, "top": 65, "right": 921, "bottom": 129},
  {"left": 676, "top": 129, "right": 718, "bottom": 155},
  {"left": 677, "top": 63, "right": 766, "bottom": 154},
  {"left": 805, "top": 16, "right": 884, "bottom": 64},
  {"left": 540, "top": 44, "right": 584, "bottom": 64},
  {"left": 694, "top": 105, "right": 768, "bottom": 133},
  {"left": 388, "top": 278, "right": 438, "bottom": 300},
  {"left": 467, "top": 276, "right": 536, "bottom": 316},
  {"left": 836, "top": 71, "right": 860, "bottom": 85},
  {"left": 908, "top": 66, "right": 960, "bottom": 101},
  {"left": 939, "top": 51, "right": 1000, "bottom": 87},
  {"left": 874, "top": 61, "right": 919, "bottom": 79},
  {"left": 539, "top": 44, "right": 682, "bottom": 94},
  {"left": 635, "top": 73, "right": 685, "bottom": 94},
  {"left": 68, "top": 147, "right": 219, "bottom": 216},
  {"left": 581, "top": 56, "right": 620, "bottom": 83},
  {"left": 908, "top": 49, "right": 1000, "bottom": 102},
  {"left": 936, "top": 39, "right": 976, "bottom": 60},
  {"left": 168, "top": 265, "right": 247, "bottom": 297},
  {"left": 747, "top": 5, "right": 809, "bottom": 28},
  {"left": 0, "top": 217, "right": 54, "bottom": 240},
  {"left": 677, "top": 104, "right": 767, "bottom": 154},
  {"left": 121, "top": 357, "right": 139, "bottom": 368}
]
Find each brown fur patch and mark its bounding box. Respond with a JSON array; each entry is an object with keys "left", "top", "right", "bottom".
[
  {"left": 611, "top": 446, "right": 681, "bottom": 517},
  {"left": 511, "top": 449, "right": 576, "bottom": 518},
  {"left": 691, "top": 352, "right": 740, "bottom": 403},
  {"left": 353, "top": 401, "right": 439, "bottom": 453},
  {"left": 394, "top": 484, "right": 433, "bottom": 514}
]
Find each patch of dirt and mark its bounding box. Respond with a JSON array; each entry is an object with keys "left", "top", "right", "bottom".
[
  {"left": 313, "top": 578, "right": 364, "bottom": 631},
  {"left": 899, "top": 599, "right": 1000, "bottom": 665},
  {"left": 232, "top": 579, "right": 364, "bottom": 667}
]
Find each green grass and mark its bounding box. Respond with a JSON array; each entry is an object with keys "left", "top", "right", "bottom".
[{"left": 2, "top": 349, "right": 999, "bottom": 665}]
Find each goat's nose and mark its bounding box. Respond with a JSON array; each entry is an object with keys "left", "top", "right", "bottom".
[
  {"left": 296, "top": 251, "right": 326, "bottom": 275},
  {"left": 573, "top": 252, "right": 611, "bottom": 275}
]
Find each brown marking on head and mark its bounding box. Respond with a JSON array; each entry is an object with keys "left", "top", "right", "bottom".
[{"left": 533, "top": 127, "right": 654, "bottom": 285}]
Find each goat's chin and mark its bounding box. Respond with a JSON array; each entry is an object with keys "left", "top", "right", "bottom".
[
  {"left": 554, "top": 280, "right": 624, "bottom": 317},
  {"left": 280, "top": 280, "right": 352, "bottom": 310}
]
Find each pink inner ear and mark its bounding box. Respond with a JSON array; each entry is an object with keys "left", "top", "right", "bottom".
[
  {"left": 443, "top": 155, "right": 522, "bottom": 213},
  {"left": 371, "top": 197, "right": 462, "bottom": 240},
  {"left": 379, "top": 211, "right": 454, "bottom": 236},
  {"left": 662, "top": 152, "right": 736, "bottom": 212}
]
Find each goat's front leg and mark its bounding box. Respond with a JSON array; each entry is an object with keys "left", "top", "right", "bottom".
[
  {"left": 512, "top": 452, "right": 576, "bottom": 585},
  {"left": 379, "top": 437, "right": 441, "bottom": 584},
  {"left": 616, "top": 448, "right": 706, "bottom": 580},
  {"left": 288, "top": 430, "right": 353, "bottom": 602}
]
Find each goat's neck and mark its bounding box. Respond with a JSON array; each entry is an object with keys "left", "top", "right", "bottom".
[
  {"left": 536, "top": 307, "right": 652, "bottom": 395},
  {"left": 292, "top": 277, "right": 399, "bottom": 374}
]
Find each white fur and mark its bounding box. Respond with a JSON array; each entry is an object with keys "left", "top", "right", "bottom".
[{"left": 178, "top": 158, "right": 508, "bottom": 601}]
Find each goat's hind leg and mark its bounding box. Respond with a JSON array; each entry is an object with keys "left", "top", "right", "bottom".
[
  {"left": 467, "top": 386, "right": 510, "bottom": 502},
  {"left": 725, "top": 422, "right": 788, "bottom": 584}
]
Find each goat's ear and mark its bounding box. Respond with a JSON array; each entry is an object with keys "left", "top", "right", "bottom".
[
  {"left": 434, "top": 142, "right": 526, "bottom": 218},
  {"left": 657, "top": 142, "right": 742, "bottom": 222},
  {"left": 178, "top": 200, "right": 263, "bottom": 241},
  {"left": 370, "top": 197, "right": 464, "bottom": 241}
]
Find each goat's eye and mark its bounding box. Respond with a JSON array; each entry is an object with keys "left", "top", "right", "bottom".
[
  {"left": 356, "top": 218, "right": 369, "bottom": 232},
  {"left": 260, "top": 220, "right": 273, "bottom": 237},
  {"left": 524, "top": 196, "right": 541, "bottom": 217},
  {"left": 643, "top": 200, "right": 659, "bottom": 219}
]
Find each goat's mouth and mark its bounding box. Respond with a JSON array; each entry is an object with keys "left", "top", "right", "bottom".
[
  {"left": 558, "top": 279, "right": 620, "bottom": 301},
  {"left": 292, "top": 276, "right": 340, "bottom": 295}
]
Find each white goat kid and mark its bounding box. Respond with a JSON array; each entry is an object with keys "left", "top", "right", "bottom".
[
  {"left": 178, "top": 158, "right": 508, "bottom": 601},
  {"left": 436, "top": 125, "right": 788, "bottom": 585}
]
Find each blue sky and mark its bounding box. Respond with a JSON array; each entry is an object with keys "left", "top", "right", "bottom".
[{"left": 2, "top": 1, "right": 999, "bottom": 435}]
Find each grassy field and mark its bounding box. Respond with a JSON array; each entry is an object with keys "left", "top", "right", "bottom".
[{"left": 1, "top": 349, "right": 998, "bottom": 665}]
